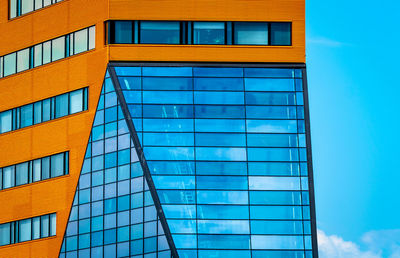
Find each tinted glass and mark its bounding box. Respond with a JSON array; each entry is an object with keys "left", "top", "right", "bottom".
[
  {"left": 140, "top": 21, "right": 180, "bottom": 44},
  {"left": 113, "top": 21, "right": 133, "bottom": 44},
  {"left": 234, "top": 22, "right": 269, "bottom": 45},
  {"left": 271, "top": 23, "right": 291, "bottom": 46},
  {"left": 193, "top": 22, "right": 225, "bottom": 44}
]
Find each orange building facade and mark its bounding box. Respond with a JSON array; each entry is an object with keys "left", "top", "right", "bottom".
[{"left": 0, "top": 1, "right": 316, "bottom": 257}]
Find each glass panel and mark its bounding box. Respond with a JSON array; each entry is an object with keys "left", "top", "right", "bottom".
[
  {"left": 70, "top": 89, "right": 84, "bottom": 114},
  {"left": 140, "top": 21, "right": 180, "bottom": 44},
  {"left": 32, "top": 217, "right": 40, "bottom": 239},
  {"left": 42, "top": 157, "right": 50, "bottom": 180},
  {"left": 43, "top": 42, "right": 51, "bottom": 64},
  {"left": 43, "top": 0, "right": 51, "bottom": 7},
  {"left": 197, "top": 220, "right": 249, "bottom": 234},
  {"left": 193, "top": 22, "right": 225, "bottom": 45},
  {"left": 20, "top": 104, "right": 33, "bottom": 128},
  {"left": 19, "top": 219, "right": 32, "bottom": 242},
  {"left": 113, "top": 21, "right": 132, "bottom": 44},
  {"left": 55, "top": 93, "right": 69, "bottom": 118},
  {"left": 42, "top": 99, "right": 51, "bottom": 122},
  {"left": 0, "top": 223, "right": 10, "bottom": 246},
  {"left": 35, "top": 0, "right": 43, "bottom": 9},
  {"left": 17, "top": 49, "right": 30, "bottom": 72},
  {"left": 234, "top": 22, "right": 269, "bottom": 45},
  {"left": 4, "top": 52, "right": 16, "bottom": 77},
  {"left": 3, "top": 166, "right": 15, "bottom": 189},
  {"left": 50, "top": 213, "right": 57, "bottom": 236},
  {"left": 0, "top": 110, "right": 12, "bottom": 133},
  {"left": 251, "top": 235, "right": 304, "bottom": 249},
  {"left": 10, "top": 0, "right": 17, "bottom": 19},
  {"left": 88, "top": 26, "right": 96, "bottom": 50},
  {"left": 21, "top": 0, "right": 34, "bottom": 15},
  {"left": 74, "top": 28, "right": 88, "bottom": 54},
  {"left": 271, "top": 23, "right": 291, "bottom": 46},
  {"left": 41, "top": 215, "right": 49, "bottom": 237},
  {"left": 15, "top": 162, "right": 29, "bottom": 186},
  {"left": 51, "top": 153, "right": 65, "bottom": 177},
  {"left": 33, "top": 102, "right": 42, "bottom": 124},
  {"left": 33, "top": 159, "right": 41, "bottom": 182},
  {"left": 52, "top": 36, "right": 66, "bottom": 61}
]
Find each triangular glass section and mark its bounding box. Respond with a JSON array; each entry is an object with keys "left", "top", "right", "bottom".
[{"left": 59, "top": 71, "right": 172, "bottom": 258}]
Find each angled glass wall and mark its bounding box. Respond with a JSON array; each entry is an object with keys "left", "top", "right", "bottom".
[
  {"left": 59, "top": 74, "right": 172, "bottom": 258},
  {"left": 108, "top": 64, "right": 316, "bottom": 258}
]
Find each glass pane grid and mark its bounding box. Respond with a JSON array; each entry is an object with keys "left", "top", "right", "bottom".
[{"left": 115, "top": 66, "right": 313, "bottom": 258}]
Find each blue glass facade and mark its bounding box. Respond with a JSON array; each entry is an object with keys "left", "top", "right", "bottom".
[
  {"left": 59, "top": 64, "right": 316, "bottom": 258},
  {"left": 59, "top": 74, "right": 172, "bottom": 258}
]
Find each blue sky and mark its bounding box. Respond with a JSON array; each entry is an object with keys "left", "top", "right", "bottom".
[{"left": 306, "top": 0, "right": 400, "bottom": 256}]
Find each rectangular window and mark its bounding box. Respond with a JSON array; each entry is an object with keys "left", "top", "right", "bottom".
[
  {"left": 74, "top": 28, "right": 88, "bottom": 54},
  {"left": 0, "top": 110, "right": 12, "bottom": 133},
  {"left": 20, "top": 104, "right": 33, "bottom": 128},
  {"left": 140, "top": 21, "right": 180, "bottom": 44},
  {"left": 69, "top": 89, "right": 84, "bottom": 114},
  {"left": 17, "top": 49, "right": 30, "bottom": 72},
  {"left": 0, "top": 26, "right": 94, "bottom": 79},
  {"left": 55, "top": 93, "right": 69, "bottom": 118},
  {"left": 9, "top": 0, "right": 17, "bottom": 19},
  {"left": 21, "top": 0, "right": 34, "bottom": 15},
  {"left": 111, "top": 21, "right": 133, "bottom": 44},
  {"left": 3, "top": 53, "right": 16, "bottom": 77},
  {"left": 0, "top": 213, "right": 56, "bottom": 247},
  {"left": 51, "top": 36, "right": 66, "bottom": 61},
  {"left": 271, "top": 22, "right": 291, "bottom": 46},
  {"left": 193, "top": 22, "right": 225, "bottom": 45},
  {"left": 234, "top": 22, "right": 269, "bottom": 45},
  {"left": 0, "top": 152, "right": 69, "bottom": 191}
]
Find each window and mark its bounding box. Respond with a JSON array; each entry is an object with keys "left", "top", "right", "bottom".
[
  {"left": 0, "top": 88, "right": 88, "bottom": 133},
  {"left": 9, "top": 0, "right": 64, "bottom": 19},
  {"left": 51, "top": 36, "right": 66, "bottom": 61},
  {"left": 107, "top": 20, "right": 292, "bottom": 47},
  {"left": 0, "top": 26, "right": 95, "bottom": 79},
  {"left": 0, "top": 152, "right": 69, "bottom": 191},
  {"left": 234, "top": 22, "right": 269, "bottom": 45},
  {"left": 111, "top": 21, "right": 133, "bottom": 44},
  {"left": 271, "top": 22, "right": 291, "bottom": 46},
  {"left": 140, "top": 21, "right": 180, "bottom": 44},
  {"left": 193, "top": 22, "right": 225, "bottom": 45},
  {"left": 0, "top": 213, "right": 56, "bottom": 247}
]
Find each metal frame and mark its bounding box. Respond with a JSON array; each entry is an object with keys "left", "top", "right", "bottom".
[{"left": 108, "top": 65, "right": 179, "bottom": 258}]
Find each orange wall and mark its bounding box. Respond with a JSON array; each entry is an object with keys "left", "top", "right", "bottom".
[{"left": 0, "top": 0, "right": 304, "bottom": 257}]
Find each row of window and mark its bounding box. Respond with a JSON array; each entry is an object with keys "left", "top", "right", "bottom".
[
  {"left": 0, "top": 213, "right": 56, "bottom": 246},
  {"left": 0, "top": 26, "right": 95, "bottom": 79},
  {"left": 9, "top": 0, "right": 63, "bottom": 18},
  {"left": 114, "top": 67, "right": 302, "bottom": 78},
  {"left": 0, "top": 88, "right": 88, "bottom": 134},
  {"left": 107, "top": 21, "right": 291, "bottom": 46},
  {"left": 0, "top": 152, "right": 68, "bottom": 191},
  {"left": 114, "top": 67, "right": 303, "bottom": 78}
]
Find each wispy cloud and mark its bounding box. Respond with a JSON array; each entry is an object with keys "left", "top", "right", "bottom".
[
  {"left": 307, "top": 37, "right": 349, "bottom": 47},
  {"left": 318, "top": 229, "right": 400, "bottom": 258}
]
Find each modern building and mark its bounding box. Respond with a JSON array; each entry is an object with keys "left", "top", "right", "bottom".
[{"left": 0, "top": 0, "right": 318, "bottom": 257}]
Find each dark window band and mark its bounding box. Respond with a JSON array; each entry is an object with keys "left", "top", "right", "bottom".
[
  {"left": 0, "top": 26, "right": 95, "bottom": 79},
  {"left": 9, "top": 0, "right": 64, "bottom": 19},
  {"left": 0, "top": 87, "right": 88, "bottom": 134},
  {"left": 106, "top": 21, "right": 292, "bottom": 46},
  {"left": 0, "top": 152, "right": 69, "bottom": 191},
  {"left": 0, "top": 213, "right": 56, "bottom": 246}
]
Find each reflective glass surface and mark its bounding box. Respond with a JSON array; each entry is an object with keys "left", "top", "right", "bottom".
[
  {"left": 113, "top": 65, "right": 313, "bottom": 257},
  {"left": 60, "top": 77, "right": 171, "bottom": 258}
]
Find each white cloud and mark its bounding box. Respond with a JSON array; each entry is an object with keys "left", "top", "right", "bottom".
[
  {"left": 318, "top": 229, "right": 400, "bottom": 258},
  {"left": 307, "top": 37, "right": 348, "bottom": 47}
]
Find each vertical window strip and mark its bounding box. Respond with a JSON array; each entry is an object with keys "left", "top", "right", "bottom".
[
  {"left": 0, "top": 213, "right": 56, "bottom": 247},
  {"left": 0, "top": 25, "right": 95, "bottom": 79},
  {"left": 0, "top": 87, "right": 88, "bottom": 134},
  {"left": 0, "top": 152, "right": 69, "bottom": 191}
]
